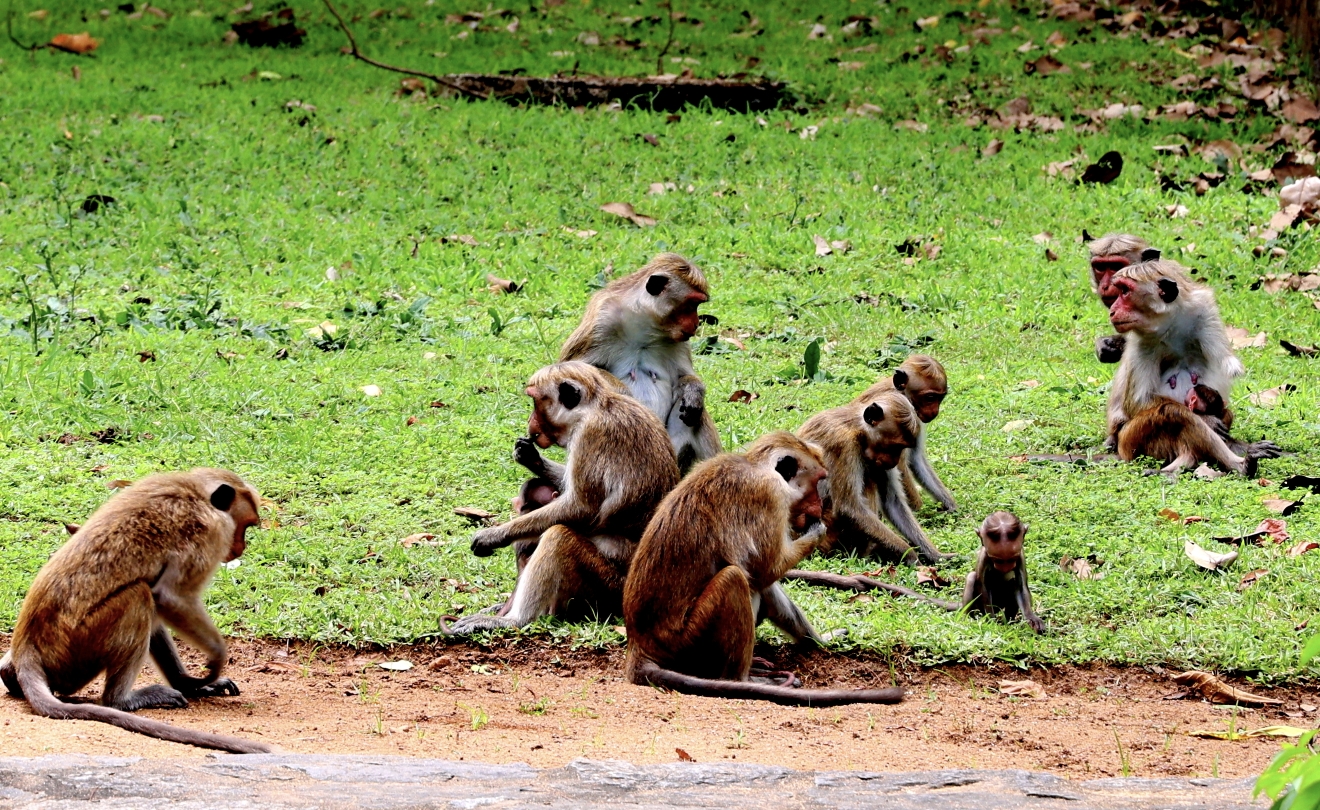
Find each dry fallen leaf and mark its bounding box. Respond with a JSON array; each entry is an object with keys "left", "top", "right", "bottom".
[
  {"left": 49, "top": 32, "right": 99, "bottom": 54},
  {"left": 982, "top": 139, "right": 1004, "bottom": 157},
  {"left": 454, "top": 506, "right": 496, "bottom": 523},
  {"left": 1172, "top": 671, "right": 1283, "bottom": 706},
  {"left": 915, "top": 567, "right": 950, "bottom": 588},
  {"left": 1045, "top": 248, "right": 1059, "bottom": 262},
  {"left": 1249, "top": 384, "right": 1295, "bottom": 407},
  {"left": 600, "top": 202, "right": 657, "bottom": 227},
  {"left": 442, "top": 234, "right": 479, "bottom": 246},
  {"left": 1184, "top": 539, "right": 1238, "bottom": 571},
  {"left": 1256, "top": 518, "right": 1290, "bottom": 542},
  {"left": 399, "top": 533, "right": 437, "bottom": 547},
  {"left": 1286, "top": 540, "right": 1318, "bottom": 557},
  {"left": 1166, "top": 204, "right": 1189, "bottom": 219},
  {"left": 1026, "top": 54, "right": 1067, "bottom": 76},
  {"left": 1227, "top": 327, "right": 1268, "bottom": 350},
  {"left": 1001, "top": 419, "right": 1034, "bottom": 433},
  {"left": 1280, "top": 177, "right": 1320, "bottom": 208},
  {"left": 1263, "top": 498, "right": 1301, "bottom": 516},
  {"left": 1060, "top": 555, "right": 1104, "bottom": 580},
  {"left": 999, "top": 679, "right": 1047, "bottom": 699},
  {"left": 1158, "top": 507, "right": 1181, "bottom": 522},
  {"left": 812, "top": 234, "right": 833, "bottom": 257},
  {"left": 1238, "top": 569, "right": 1269, "bottom": 590},
  {"left": 106, "top": 479, "right": 133, "bottom": 490},
  {"left": 676, "top": 748, "right": 695, "bottom": 762},
  {"left": 1281, "top": 96, "right": 1320, "bottom": 124},
  {"left": 405, "top": 416, "right": 420, "bottom": 427},
  {"left": 360, "top": 384, "right": 382, "bottom": 397},
  {"left": 727, "top": 389, "right": 759, "bottom": 403},
  {"left": 1269, "top": 205, "right": 1304, "bottom": 232},
  {"left": 486, "top": 274, "right": 522, "bottom": 294}
]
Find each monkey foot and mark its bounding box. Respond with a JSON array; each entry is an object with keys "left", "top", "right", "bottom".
[
  {"left": 119, "top": 684, "right": 190, "bottom": 711},
  {"left": 190, "top": 678, "right": 241, "bottom": 698},
  {"left": 749, "top": 659, "right": 801, "bottom": 688}
]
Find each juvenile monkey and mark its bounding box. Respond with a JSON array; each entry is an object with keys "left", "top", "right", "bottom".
[
  {"left": 624, "top": 432, "right": 904, "bottom": 706},
  {"left": 446, "top": 362, "right": 680, "bottom": 634},
  {"left": 515, "top": 254, "right": 720, "bottom": 489},
  {"left": 798, "top": 393, "right": 948, "bottom": 564},
  {"left": 0, "top": 469, "right": 270, "bottom": 754},
  {"left": 853, "top": 355, "right": 955, "bottom": 513},
  {"left": 1085, "top": 231, "right": 1160, "bottom": 364},
  {"left": 785, "top": 511, "right": 1044, "bottom": 633},
  {"left": 1106, "top": 260, "right": 1278, "bottom": 474}
]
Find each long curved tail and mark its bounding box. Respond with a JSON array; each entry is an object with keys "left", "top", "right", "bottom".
[
  {"left": 15, "top": 656, "right": 270, "bottom": 754},
  {"left": 635, "top": 661, "right": 903, "bottom": 707},
  {"left": 784, "top": 569, "right": 962, "bottom": 610}
]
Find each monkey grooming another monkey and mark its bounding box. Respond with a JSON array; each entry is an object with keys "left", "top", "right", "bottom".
[
  {"left": 1105, "top": 259, "right": 1279, "bottom": 475},
  {"left": 853, "top": 355, "right": 956, "bottom": 513},
  {"left": 624, "top": 432, "right": 904, "bottom": 706},
  {"left": 446, "top": 362, "right": 680, "bottom": 634},
  {"left": 514, "top": 253, "right": 720, "bottom": 491},
  {"left": 798, "top": 393, "right": 949, "bottom": 564},
  {"left": 1085, "top": 231, "right": 1160, "bottom": 364},
  {"left": 0, "top": 469, "right": 270, "bottom": 754},
  {"left": 785, "top": 511, "right": 1045, "bottom": 633}
]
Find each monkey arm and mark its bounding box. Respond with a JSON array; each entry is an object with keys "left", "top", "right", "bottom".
[
  {"left": 470, "top": 492, "right": 593, "bottom": 556},
  {"left": 149, "top": 625, "right": 240, "bottom": 697},
  {"left": 151, "top": 589, "right": 227, "bottom": 679},
  {"left": 908, "top": 440, "right": 956, "bottom": 512},
  {"left": 778, "top": 521, "right": 828, "bottom": 578},
  {"left": 1013, "top": 567, "right": 1046, "bottom": 633},
  {"left": 673, "top": 374, "right": 707, "bottom": 428},
  {"left": 878, "top": 469, "right": 947, "bottom": 563},
  {"left": 513, "top": 437, "right": 566, "bottom": 488},
  {"left": 831, "top": 488, "right": 920, "bottom": 564}
]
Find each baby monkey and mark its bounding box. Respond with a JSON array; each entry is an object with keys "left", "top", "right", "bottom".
[{"left": 786, "top": 511, "right": 1044, "bottom": 633}]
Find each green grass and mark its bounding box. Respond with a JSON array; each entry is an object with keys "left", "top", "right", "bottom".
[{"left": 0, "top": 0, "right": 1317, "bottom": 680}]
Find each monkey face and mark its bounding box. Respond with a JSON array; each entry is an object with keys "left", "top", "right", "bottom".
[
  {"left": 524, "top": 375, "right": 590, "bottom": 449},
  {"left": 912, "top": 390, "right": 946, "bottom": 423},
  {"left": 224, "top": 488, "right": 261, "bottom": 562},
  {"left": 668, "top": 294, "right": 706, "bottom": 341},
  {"left": 1108, "top": 274, "right": 1179, "bottom": 333},
  {"left": 1090, "top": 256, "right": 1131, "bottom": 307}
]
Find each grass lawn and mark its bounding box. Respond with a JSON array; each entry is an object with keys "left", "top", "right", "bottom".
[{"left": 0, "top": 0, "right": 1316, "bottom": 681}]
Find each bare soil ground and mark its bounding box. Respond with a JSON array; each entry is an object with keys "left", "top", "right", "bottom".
[{"left": 0, "top": 636, "right": 1314, "bottom": 779}]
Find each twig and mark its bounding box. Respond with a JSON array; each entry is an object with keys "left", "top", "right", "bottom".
[
  {"left": 6, "top": 0, "right": 41, "bottom": 52},
  {"left": 320, "top": 0, "right": 487, "bottom": 100},
  {"left": 654, "top": 0, "right": 676, "bottom": 76}
]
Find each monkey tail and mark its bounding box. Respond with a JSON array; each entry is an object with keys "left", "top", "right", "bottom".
[
  {"left": 13, "top": 652, "right": 271, "bottom": 754},
  {"left": 782, "top": 570, "right": 963, "bottom": 611},
  {"left": 635, "top": 661, "right": 903, "bottom": 707}
]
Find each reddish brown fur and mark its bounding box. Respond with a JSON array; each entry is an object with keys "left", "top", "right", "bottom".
[
  {"left": 0, "top": 469, "right": 269, "bottom": 754},
  {"left": 624, "top": 432, "right": 903, "bottom": 706}
]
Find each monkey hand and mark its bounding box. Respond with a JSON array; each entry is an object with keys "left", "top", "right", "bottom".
[
  {"left": 1102, "top": 432, "right": 1118, "bottom": 452},
  {"left": 937, "top": 495, "right": 958, "bottom": 513},
  {"left": 470, "top": 526, "right": 510, "bottom": 557},
  {"left": 1095, "top": 335, "right": 1126, "bottom": 364},
  {"left": 512, "top": 437, "right": 546, "bottom": 474},
  {"left": 1245, "top": 441, "right": 1284, "bottom": 459},
  {"left": 677, "top": 386, "right": 706, "bottom": 428},
  {"left": 1025, "top": 612, "right": 1047, "bottom": 634},
  {"left": 192, "top": 678, "right": 241, "bottom": 698}
]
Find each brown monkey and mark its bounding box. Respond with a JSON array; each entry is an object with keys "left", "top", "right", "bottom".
[
  {"left": 1106, "top": 260, "right": 1279, "bottom": 475},
  {"left": 798, "top": 393, "right": 949, "bottom": 564},
  {"left": 853, "top": 355, "right": 956, "bottom": 513},
  {"left": 1085, "top": 231, "right": 1160, "bottom": 364},
  {"left": 786, "top": 511, "right": 1044, "bottom": 633},
  {"left": 514, "top": 253, "right": 720, "bottom": 485},
  {"left": 0, "top": 469, "right": 270, "bottom": 754},
  {"left": 446, "top": 361, "right": 680, "bottom": 634},
  {"left": 624, "top": 432, "right": 904, "bottom": 706}
]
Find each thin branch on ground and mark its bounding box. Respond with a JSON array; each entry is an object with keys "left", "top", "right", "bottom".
[
  {"left": 319, "top": 0, "right": 487, "bottom": 100},
  {"left": 654, "top": 0, "right": 677, "bottom": 76}
]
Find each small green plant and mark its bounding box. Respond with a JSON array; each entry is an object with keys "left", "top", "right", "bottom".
[
  {"left": 1255, "top": 635, "right": 1320, "bottom": 809},
  {"left": 457, "top": 702, "right": 489, "bottom": 731},
  {"left": 1114, "top": 729, "right": 1131, "bottom": 777},
  {"left": 518, "top": 697, "right": 551, "bottom": 716}
]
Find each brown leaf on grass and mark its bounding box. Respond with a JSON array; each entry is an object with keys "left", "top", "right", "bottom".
[
  {"left": 405, "top": 416, "right": 420, "bottom": 426},
  {"left": 1184, "top": 540, "right": 1238, "bottom": 571},
  {"left": 1280, "top": 340, "right": 1319, "bottom": 357},
  {"left": 676, "top": 748, "right": 695, "bottom": 762},
  {"left": 441, "top": 234, "right": 478, "bottom": 246},
  {"left": 49, "top": 33, "right": 99, "bottom": 54},
  {"left": 982, "top": 139, "right": 1004, "bottom": 157},
  {"left": 923, "top": 243, "right": 941, "bottom": 260},
  {"left": 1198, "top": 139, "right": 1242, "bottom": 164},
  {"left": 399, "top": 533, "right": 438, "bottom": 548},
  {"left": 1044, "top": 30, "right": 1067, "bottom": 47},
  {"left": 1060, "top": 555, "right": 1104, "bottom": 580},
  {"left": 106, "top": 479, "right": 133, "bottom": 489},
  {"left": 1080, "top": 151, "right": 1123, "bottom": 184},
  {"left": 916, "top": 567, "right": 950, "bottom": 588},
  {"left": 1249, "top": 384, "right": 1295, "bottom": 407},
  {"left": 486, "top": 274, "right": 522, "bottom": 294},
  {"left": 1256, "top": 518, "right": 1291, "bottom": 542},
  {"left": 1238, "top": 569, "right": 1269, "bottom": 590},
  {"left": 1270, "top": 205, "right": 1304, "bottom": 232},
  {"left": 1280, "top": 177, "right": 1320, "bottom": 207},
  {"left": 1281, "top": 96, "right": 1320, "bottom": 124},
  {"left": 429, "top": 400, "right": 448, "bottom": 408},
  {"left": 1263, "top": 498, "right": 1301, "bottom": 515},
  {"left": 1183, "top": 515, "right": 1205, "bottom": 525},
  {"left": 454, "top": 506, "right": 496, "bottom": 524},
  {"left": 640, "top": 133, "right": 659, "bottom": 146},
  {"left": 727, "top": 389, "right": 759, "bottom": 403},
  {"left": 1045, "top": 159, "right": 1076, "bottom": 178},
  {"left": 1287, "top": 541, "right": 1319, "bottom": 557},
  {"left": 1025, "top": 54, "right": 1067, "bottom": 75},
  {"left": 1045, "top": 248, "right": 1059, "bottom": 262},
  {"left": 812, "top": 234, "right": 833, "bottom": 256},
  {"left": 1227, "top": 327, "right": 1268, "bottom": 349},
  {"left": 1158, "top": 507, "right": 1181, "bottom": 522},
  {"left": 999, "top": 679, "right": 1047, "bottom": 699},
  {"left": 600, "top": 202, "right": 657, "bottom": 227},
  {"left": 1166, "top": 204, "right": 1189, "bottom": 218},
  {"left": 136, "top": 350, "right": 157, "bottom": 362},
  {"left": 1172, "top": 671, "right": 1283, "bottom": 705}
]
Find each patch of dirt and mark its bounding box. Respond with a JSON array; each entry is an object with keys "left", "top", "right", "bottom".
[{"left": 0, "top": 636, "right": 1314, "bottom": 778}]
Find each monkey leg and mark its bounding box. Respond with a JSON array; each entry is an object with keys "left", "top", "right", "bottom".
[
  {"left": 93, "top": 587, "right": 188, "bottom": 712},
  {"left": 1119, "top": 401, "right": 1249, "bottom": 475},
  {"left": 448, "top": 526, "right": 624, "bottom": 634},
  {"left": 655, "top": 566, "right": 757, "bottom": 681},
  {"left": 0, "top": 651, "right": 19, "bottom": 698},
  {"left": 149, "top": 626, "right": 239, "bottom": 699},
  {"left": 756, "top": 582, "right": 823, "bottom": 646}
]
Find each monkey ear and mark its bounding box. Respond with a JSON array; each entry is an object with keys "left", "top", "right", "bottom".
[
  {"left": 63, "top": 522, "right": 81, "bottom": 536},
  {"left": 1141, "top": 248, "right": 1162, "bottom": 261},
  {"left": 1020, "top": 522, "right": 1029, "bottom": 537},
  {"left": 775, "top": 455, "right": 799, "bottom": 482},
  {"left": 1157, "top": 278, "right": 1179, "bottom": 303},
  {"left": 892, "top": 369, "right": 909, "bottom": 390},
  {"left": 645, "top": 274, "right": 670, "bottom": 296},
  {"left": 863, "top": 403, "right": 884, "bottom": 426},
  {"left": 557, "top": 381, "right": 582, "bottom": 410},
  {"left": 1081, "top": 228, "right": 1094, "bottom": 243},
  {"left": 210, "top": 484, "right": 237, "bottom": 512}
]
